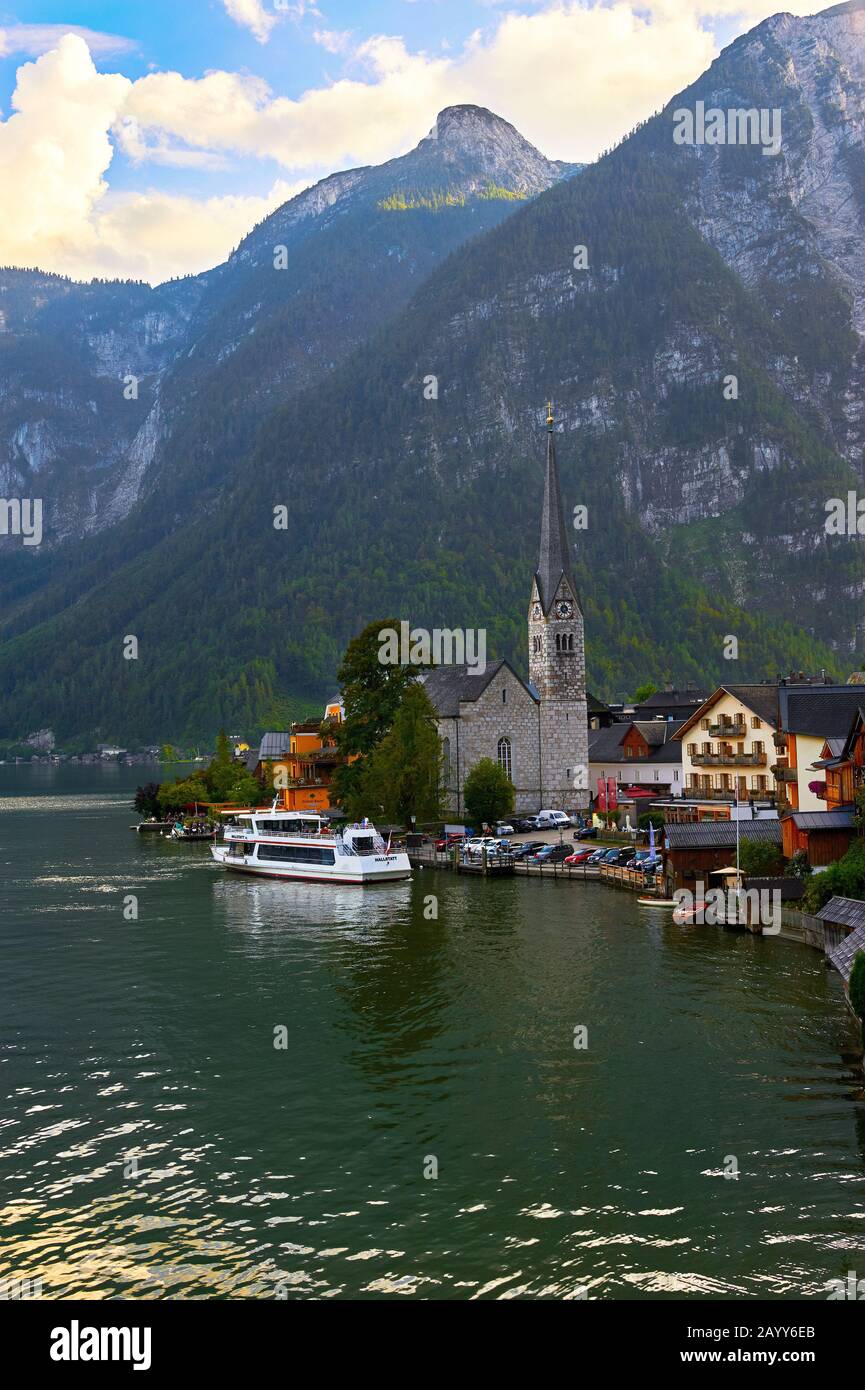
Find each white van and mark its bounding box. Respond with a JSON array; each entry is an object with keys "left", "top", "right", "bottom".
[{"left": 535, "top": 809, "right": 572, "bottom": 829}]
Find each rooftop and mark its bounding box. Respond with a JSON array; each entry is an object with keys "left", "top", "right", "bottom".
[
  {"left": 779, "top": 686, "right": 865, "bottom": 737},
  {"left": 421, "top": 660, "right": 535, "bottom": 717},
  {"left": 818, "top": 896, "right": 865, "bottom": 932},
  {"left": 589, "top": 720, "right": 685, "bottom": 764},
  {"left": 664, "top": 820, "right": 781, "bottom": 849}
]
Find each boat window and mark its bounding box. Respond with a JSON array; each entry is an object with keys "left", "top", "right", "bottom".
[
  {"left": 258, "top": 844, "right": 336, "bottom": 865},
  {"left": 350, "top": 836, "right": 375, "bottom": 855}
]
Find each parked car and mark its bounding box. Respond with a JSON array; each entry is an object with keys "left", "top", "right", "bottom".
[
  {"left": 574, "top": 825, "right": 597, "bottom": 839},
  {"left": 495, "top": 822, "right": 515, "bottom": 837},
  {"left": 564, "top": 848, "right": 594, "bottom": 865},
  {"left": 513, "top": 841, "right": 546, "bottom": 859},
  {"left": 514, "top": 817, "right": 538, "bottom": 833},
  {"left": 586, "top": 848, "right": 609, "bottom": 864},
  {"left": 600, "top": 848, "right": 622, "bottom": 863},
  {"left": 464, "top": 837, "right": 505, "bottom": 859},
  {"left": 434, "top": 832, "right": 465, "bottom": 852},
  {"left": 627, "top": 851, "right": 653, "bottom": 870},
  {"left": 532, "top": 843, "right": 572, "bottom": 864},
  {"left": 535, "top": 809, "right": 572, "bottom": 830}
]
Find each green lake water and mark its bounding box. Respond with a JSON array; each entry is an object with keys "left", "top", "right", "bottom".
[{"left": 1, "top": 765, "right": 864, "bottom": 1300}]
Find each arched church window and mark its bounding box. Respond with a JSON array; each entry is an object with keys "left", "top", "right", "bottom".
[
  {"left": 442, "top": 737, "right": 451, "bottom": 786},
  {"left": 497, "top": 736, "right": 512, "bottom": 781}
]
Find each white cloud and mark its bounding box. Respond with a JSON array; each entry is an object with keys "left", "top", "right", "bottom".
[
  {"left": 0, "top": 35, "right": 303, "bottom": 283},
  {"left": 460, "top": 4, "right": 715, "bottom": 161},
  {"left": 222, "top": 1, "right": 278, "bottom": 45},
  {"left": 0, "top": 23, "right": 135, "bottom": 59},
  {"left": 122, "top": 5, "right": 717, "bottom": 171},
  {"left": 122, "top": 36, "right": 452, "bottom": 173},
  {"left": 0, "top": 36, "right": 130, "bottom": 266},
  {"left": 313, "top": 28, "right": 353, "bottom": 55},
  {"left": 84, "top": 179, "right": 306, "bottom": 283}
]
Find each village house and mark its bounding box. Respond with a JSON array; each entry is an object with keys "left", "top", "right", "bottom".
[
  {"left": 662, "top": 818, "right": 782, "bottom": 894},
  {"left": 818, "top": 706, "right": 865, "bottom": 811},
  {"left": 773, "top": 683, "right": 865, "bottom": 813},
  {"left": 588, "top": 720, "right": 684, "bottom": 805},
  {"left": 674, "top": 684, "right": 777, "bottom": 808},
  {"left": 254, "top": 696, "right": 346, "bottom": 814},
  {"left": 779, "top": 701, "right": 865, "bottom": 864}
]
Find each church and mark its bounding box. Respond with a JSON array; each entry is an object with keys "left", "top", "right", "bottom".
[{"left": 421, "top": 407, "right": 590, "bottom": 817}]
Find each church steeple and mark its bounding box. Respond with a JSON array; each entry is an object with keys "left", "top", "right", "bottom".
[{"left": 534, "top": 403, "right": 579, "bottom": 615}]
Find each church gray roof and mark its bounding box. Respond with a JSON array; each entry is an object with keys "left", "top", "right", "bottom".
[
  {"left": 421, "top": 660, "right": 538, "bottom": 717},
  {"left": 535, "top": 421, "right": 580, "bottom": 615}
]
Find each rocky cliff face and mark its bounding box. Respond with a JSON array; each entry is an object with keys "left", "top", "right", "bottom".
[{"left": 0, "top": 271, "right": 199, "bottom": 541}]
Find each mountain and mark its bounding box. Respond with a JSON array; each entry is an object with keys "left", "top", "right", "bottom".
[
  {"left": 0, "top": 270, "right": 199, "bottom": 541},
  {"left": 1, "top": 6, "right": 864, "bottom": 744},
  {"left": 0, "top": 105, "right": 572, "bottom": 548}
]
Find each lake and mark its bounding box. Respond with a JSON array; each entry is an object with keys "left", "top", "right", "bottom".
[{"left": 1, "top": 764, "right": 863, "bottom": 1300}]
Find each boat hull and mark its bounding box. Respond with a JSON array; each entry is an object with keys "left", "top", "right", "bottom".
[{"left": 211, "top": 843, "right": 411, "bottom": 885}]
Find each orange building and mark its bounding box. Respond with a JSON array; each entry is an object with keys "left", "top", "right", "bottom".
[
  {"left": 780, "top": 704, "right": 864, "bottom": 863},
  {"left": 254, "top": 697, "right": 346, "bottom": 814}
]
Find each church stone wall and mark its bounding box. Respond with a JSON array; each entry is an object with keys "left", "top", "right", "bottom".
[{"left": 437, "top": 664, "right": 542, "bottom": 817}]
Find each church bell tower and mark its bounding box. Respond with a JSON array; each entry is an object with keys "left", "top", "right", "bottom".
[{"left": 528, "top": 404, "right": 588, "bottom": 809}]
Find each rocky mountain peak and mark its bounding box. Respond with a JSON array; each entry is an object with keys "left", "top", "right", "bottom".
[{"left": 412, "top": 103, "right": 562, "bottom": 192}]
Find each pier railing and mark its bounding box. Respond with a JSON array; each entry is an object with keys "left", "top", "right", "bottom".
[{"left": 406, "top": 844, "right": 664, "bottom": 894}]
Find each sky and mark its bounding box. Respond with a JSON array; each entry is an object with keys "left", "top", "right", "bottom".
[{"left": 0, "top": 1, "right": 827, "bottom": 284}]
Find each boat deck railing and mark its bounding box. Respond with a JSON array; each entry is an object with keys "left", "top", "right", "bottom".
[
  {"left": 221, "top": 828, "right": 395, "bottom": 858},
  {"left": 223, "top": 827, "right": 330, "bottom": 841}
]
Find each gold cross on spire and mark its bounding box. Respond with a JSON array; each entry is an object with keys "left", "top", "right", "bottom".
[{"left": 546, "top": 400, "right": 554, "bottom": 430}]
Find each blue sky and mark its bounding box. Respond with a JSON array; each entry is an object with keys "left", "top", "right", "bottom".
[{"left": 0, "top": 1, "right": 820, "bottom": 281}]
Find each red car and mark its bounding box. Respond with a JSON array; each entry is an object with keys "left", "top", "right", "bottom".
[
  {"left": 435, "top": 833, "right": 465, "bottom": 852},
  {"left": 564, "top": 848, "right": 594, "bottom": 865}
]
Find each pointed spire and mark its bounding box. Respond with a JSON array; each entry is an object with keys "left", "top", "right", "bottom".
[{"left": 534, "top": 403, "right": 579, "bottom": 614}]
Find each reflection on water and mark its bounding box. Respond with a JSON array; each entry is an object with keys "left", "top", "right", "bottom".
[
  {"left": 1, "top": 766, "right": 864, "bottom": 1300},
  {"left": 215, "top": 875, "right": 413, "bottom": 942}
]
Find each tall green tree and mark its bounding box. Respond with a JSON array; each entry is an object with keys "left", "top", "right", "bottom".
[
  {"left": 632, "top": 682, "right": 658, "bottom": 703},
  {"left": 463, "top": 757, "right": 515, "bottom": 828},
  {"left": 158, "top": 775, "right": 209, "bottom": 813},
  {"left": 330, "top": 618, "right": 427, "bottom": 810},
  {"left": 739, "top": 839, "right": 784, "bottom": 877},
  {"left": 134, "top": 782, "right": 162, "bottom": 819},
  {"left": 363, "top": 683, "right": 443, "bottom": 828},
  {"left": 207, "top": 729, "right": 239, "bottom": 801}
]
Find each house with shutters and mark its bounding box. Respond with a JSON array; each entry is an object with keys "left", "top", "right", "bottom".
[
  {"left": 674, "top": 685, "right": 777, "bottom": 806},
  {"left": 773, "top": 683, "right": 865, "bottom": 814},
  {"left": 588, "top": 720, "right": 684, "bottom": 804}
]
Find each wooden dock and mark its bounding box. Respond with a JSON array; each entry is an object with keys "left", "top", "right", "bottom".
[
  {"left": 408, "top": 846, "right": 514, "bottom": 876},
  {"left": 407, "top": 845, "right": 664, "bottom": 895}
]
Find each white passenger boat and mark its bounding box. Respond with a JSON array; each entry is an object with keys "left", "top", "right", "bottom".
[{"left": 211, "top": 809, "right": 412, "bottom": 885}]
